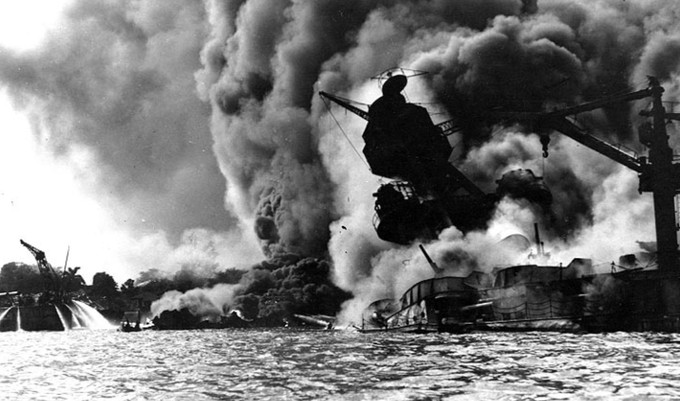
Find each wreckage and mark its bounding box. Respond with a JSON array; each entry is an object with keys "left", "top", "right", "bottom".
[
  {"left": 321, "top": 70, "right": 551, "bottom": 244},
  {"left": 321, "top": 71, "right": 680, "bottom": 333}
]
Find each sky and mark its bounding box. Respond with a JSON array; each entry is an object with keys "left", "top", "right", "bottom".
[
  {"left": 0, "top": 1, "right": 71, "bottom": 51},
  {"left": 0, "top": 1, "right": 88, "bottom": 271},
  {"left": 0, "top": 0, "right": 263, "bottom": 283}
]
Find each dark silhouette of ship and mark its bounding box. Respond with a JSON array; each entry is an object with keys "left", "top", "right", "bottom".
[
  {"left": 321, "top": 70, "right": 552, "bottom": 244},
  {"left": 321, "top": 71, "right": 680, "bottom": 333}
]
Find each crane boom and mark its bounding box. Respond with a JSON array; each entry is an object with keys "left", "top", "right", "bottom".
[
  {"left": 489, "top": 86, "right": 661, "bottom": 175},
  {"left": 319, "top": 91, "right": 462, "bottom": 136},
  {"left": 546, "top": 117, "right": 643, "bottom": 172},
  {"left": 493, "top": 79, "right": 680, "bottom": 273},
  {"left": 319, "top": 89, "right": 485, "bottom": 198},
  {"left": 491, "top": 92, "right": 655, "bottom": 174},
  {"left": 546, "top": 88, "right": 653, "bottom": 119},
  {"left": 20, "top": 239, "right": 47, "bottom": 265},
  {"left": 20, "top": 239, "right": 62, "bottom": 294},
  {"left": 319, "top": 91, "right": 369, "bottom": 120}
]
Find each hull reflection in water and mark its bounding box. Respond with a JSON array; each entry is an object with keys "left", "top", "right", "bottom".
[{"left": 0, "top": 301, "right": 114, "bottom": 331}]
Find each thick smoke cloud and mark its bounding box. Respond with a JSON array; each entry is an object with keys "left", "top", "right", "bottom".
[
  {"left": 0, "top": 1, "right": 265, "bottom": 279},
  {"left": 0, "top": 1, "right": 230, "bottom": 236},
  {"left": 310, "top": 0, "right": 679, "bottom": 324},
  {"left": 190, "top": 0, "right": 680, "bottom": 325},
  {"left": 195, "top": 0, "right": 543, "bottom": 257},
  {"left": 2, "top": 0, "right": 679, "bottom": 325},
  {"left": 150, "top": 256, "right": 350, "bottom": 324}
]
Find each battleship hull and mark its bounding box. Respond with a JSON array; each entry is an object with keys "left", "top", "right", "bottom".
[
  {"left": 358, "top": 276, "right": 479, "bottom": 334},
  {"left": 359, "top": 259, "right": 680, "bottom": 334},
  {"left": 0, "top": 305, "right": 67, "bottom": 331},
  {"left": 0, "top": 301, "right": 112, "bottom": 331},
  {"left": 475, "top": 268, "right": 680, "bottom": 333}
]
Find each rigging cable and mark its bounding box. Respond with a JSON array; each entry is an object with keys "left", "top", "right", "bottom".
[{"left": 321, "top": 96, "right": 372, "bottom": 171}]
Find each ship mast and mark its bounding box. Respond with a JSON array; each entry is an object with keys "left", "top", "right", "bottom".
[
  {"left": 495, "top": 78, "right": 679, "bottom": 273},
  {"left": 644, "top": 80, "right": 678, "bottom": 273}
]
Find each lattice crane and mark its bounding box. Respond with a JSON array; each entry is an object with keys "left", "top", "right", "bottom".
[
  {"left": 20, "top": 239, "right": 63, "bottom": 296},
  {"left": 492, "top": 78, "right": 679, "bottom": 272}
]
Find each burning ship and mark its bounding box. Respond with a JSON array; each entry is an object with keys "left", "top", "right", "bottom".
[{"left": 321, "top": 70, "right": 680, "bottom": 333}]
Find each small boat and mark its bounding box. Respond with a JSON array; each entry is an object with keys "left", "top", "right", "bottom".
[
  {"left": 119, "top": 310, "right": 153, "bottom": 332},
  {"left": 119, "top": 321, "right": 141, "bottom": 332}
]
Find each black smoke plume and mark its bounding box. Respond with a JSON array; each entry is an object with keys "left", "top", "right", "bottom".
[{"left": 3, "top": 0, "right": 680, "bottom": 325}]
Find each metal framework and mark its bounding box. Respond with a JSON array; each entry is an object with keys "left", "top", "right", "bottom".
[{"left": 493, "top": 79, "right": 679, "bottom": 272}]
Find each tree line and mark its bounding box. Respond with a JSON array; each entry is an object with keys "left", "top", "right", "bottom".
[{"left": 0, "top": 262, "right": 246, "bottom": 319}]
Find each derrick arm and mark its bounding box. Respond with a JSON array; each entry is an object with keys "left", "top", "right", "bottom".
[
  {"left": 442, "top": 164, "right": 487, "bottom": 198},
  {"left": 541, "top": 87, "right": 653, "bottom": 173},
  {"left": 19, "top": 239, "right": 47, "bottom": 265},
  {"left": 320, "top": 91, "right": 464, "bottom": 136},
  {"left": 493, "top": 87, "right": 654, "bottom": 173},
  {"left": 20, "top": 239, "right": 61, "bottom": 291},
  {"left": 545, "top": 88, "right": 653, "bottom": 119},
  {"left": 319, "top": 90, "right": 484, "bottom": 197},
  {"left": 492, "top": 79, "right": 680, "bottom": 271},
  {"left": 319, "top": 91, "right": 369, "bottom": 120},
  {"left": 544, "top": 117, "right": 643, "bottom": 172}
]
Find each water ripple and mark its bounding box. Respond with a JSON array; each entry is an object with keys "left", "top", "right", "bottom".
[{"left": 1, "top": 330, "right": 680, "bottom": 400}]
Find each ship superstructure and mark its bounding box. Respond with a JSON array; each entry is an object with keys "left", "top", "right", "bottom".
[
  {"left": 320, "top": 70, "right": 551, "bottom": 244},
  {"left": 321, "top": 72, "right": 680, "bottom": 332}
]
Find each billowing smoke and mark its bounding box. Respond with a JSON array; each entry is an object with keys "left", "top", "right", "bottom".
[
  {"left": 150, "top": 255, "right": 350, "bottom": 324},
  {"left": 195, "top": 0, "right": 550, "bottom": 257},
  {"left": 0, "top": 1, "right": 229, "bottom": 235},
  {"left": 2, "top": 0, "right": 679, "bottom": 325},
  {"left": 151, "top": 283, "right": 240, "bottom": 322},
  {"left": 0, "top": 0, "right": 263, "bottom": 279},
  {"left": 229, "top": 256, "right": 351, "bottom": 323},
  {"left": 311, "top": 0, "right": 679, "bottom": 324}
]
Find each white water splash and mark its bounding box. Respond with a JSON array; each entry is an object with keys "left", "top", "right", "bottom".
[
  {"left": 54, "top": 305, "right": 69, "bottom": 331},
  {"left": 65, "top": 304, "right": 82, "bottom": 328},
  {"left": 0, "top": 306, "right": 13, "bottom": 325},
  {"left": 72, "top": 301, "right": 114, "bottom": 330},
  {"left": 16, "top": 308, "right": 22, "bottom": 331}
]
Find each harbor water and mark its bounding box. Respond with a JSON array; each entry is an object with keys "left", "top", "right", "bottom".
[{"left": 1, "top": 329, "right": 680, "bottom": 400}]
